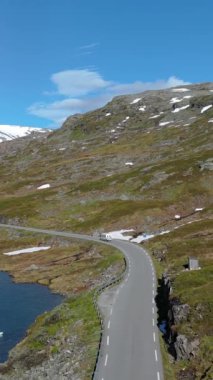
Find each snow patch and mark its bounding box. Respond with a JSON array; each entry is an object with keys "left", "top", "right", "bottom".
[
  {"left": 170, "top": 97, "right": 183, "bottom": 104},
  {"left": 195, "top": 208, "right": 204, "bottom": 212},
  {"left": 149, "top": 115, "right": 160, "bottom": 119},
  {"left": 139, "top": 106, "right": 146, "bottom": 112},
  {"left": 170, "top": 95, "right": 192, "bottom": 104},
  {"left": 37, "top": 184, "right": 51, "bottom": 190},
  {"left": 105, "top": 113, "right": 111, "bottom": 117},
  {"left": 201, "top": 105, "right": 212, "bottom": 113},
  {"left": 172, "top": 104, "right": 190, "bottom": 113},
  {"left": 171, "top": 88, "right": 190, "bottom": 92},
  {"left": 131, "top": 233, "right": 155, "bottom": 243},
  {"left": 159, "top": 121, "right": 173, "bottom": 126},
  {"left": 122, "top": 116, "right": 130, "bottom": 123},
  {"left": 130, "top": 98, "right": 141, "bottom": 104},
  {"left": 125, "top": 162, "right": 134, "bottom": 166},
  {"left": 108, "top": 229, "right": 134, "bottom": 240},
  {"left": 208, "top": 119, "right": 213, "bottom": 123},
  {"left": 3, "top": 246, "right": 51, "bottom": 256}
]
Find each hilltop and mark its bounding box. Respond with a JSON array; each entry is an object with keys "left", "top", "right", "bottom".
[{"left": 0, "top": 82, "right": 212, "bottom": 380}]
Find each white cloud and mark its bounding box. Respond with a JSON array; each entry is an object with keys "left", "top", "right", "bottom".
[
  {"left": 108, "top": 76, "right": 189, "bottom": 95},
  {"left": 28, "top": 95, "right": 111, "bottom": 126},
  {"left": 51, "top": 69, "right": 111, "bottom": 97},
  {"left": 28, "top": 70, "right": 189, "bottom": 127}
]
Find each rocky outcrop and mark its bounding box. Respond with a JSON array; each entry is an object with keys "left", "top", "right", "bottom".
[
  {"left": 199, "top": 158, "right": 213, "bottom": 171},
  {"left": 175, "top": 335, "right": 199, "bottom": 361},
  {"left": 157, "top": 274, "right": 199, "bottom": 362},
  {"left": 172, "top": 303, "right": 190, "bottom": 324}
]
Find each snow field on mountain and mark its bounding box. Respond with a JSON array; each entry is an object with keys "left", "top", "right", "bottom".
[{"left": 0, "top": 125, "right": 49, "bottom": 142}]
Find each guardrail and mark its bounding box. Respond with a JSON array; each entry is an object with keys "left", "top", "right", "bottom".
[{"left": 91, "top": 256, "right": 128, "bottom": 379}]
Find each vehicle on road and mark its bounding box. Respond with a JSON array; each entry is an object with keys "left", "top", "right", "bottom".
[{"left": 99, "top": 233, "right": 112, "bottom": 241}]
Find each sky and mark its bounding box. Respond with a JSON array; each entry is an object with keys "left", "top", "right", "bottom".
[{"left": 0, "top": 0, "right": 212, "bottom": 129}]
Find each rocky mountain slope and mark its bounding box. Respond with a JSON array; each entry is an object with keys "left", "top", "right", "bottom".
[
  {"left": 0, "top": 82, "right": 212, "bottom": 379},
  {"left": 0, "top": 125, "right": 51, "bottom": 143}
]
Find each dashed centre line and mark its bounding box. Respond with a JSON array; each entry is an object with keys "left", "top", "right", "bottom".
[
  {"left": 157, "top": 371, "right": 161, "bottom": 380},
  {"left": 153, "top": 332, "right": 156, "bottom": 342},
  {"left": 155, "top": 349, "right": 158, "bottom": 362},
  {"left": 152, "top": 318, "right": 155, "bottom": 326},
  {"left": 108, "top": 320, "right": 111, "bottom": 329},
  {"left": 104, "top": 354, "right": 108, "bottom": 366},
  {"left": 107, "top": 335, "right": 109, "bottom": 346},
  {"left": 152, "top": 307, "right": 155, "bottom": 314}
]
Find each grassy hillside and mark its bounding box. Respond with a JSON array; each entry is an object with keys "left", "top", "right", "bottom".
[
  {"left": 0, "top": 83, "right": 212, "bottom": 379},
  {"left": 0, "top": 228, "right": 124, "bottom": 379}
]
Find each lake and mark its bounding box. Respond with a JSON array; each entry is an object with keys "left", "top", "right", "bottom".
[{"left": 0, "top": 271, "right": 63, "bottom": 363}]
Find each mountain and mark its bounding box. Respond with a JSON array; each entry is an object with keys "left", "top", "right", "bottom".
[
  {"left": 0, "top": 124, "right": 51, "bottom": 143},
  {"left": 0, "top": 82, "right": 212, "bottom": 380}
]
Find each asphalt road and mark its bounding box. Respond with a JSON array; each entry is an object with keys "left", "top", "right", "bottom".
[{"left": 0, "top": 224, "right": 164, "bottom": 380}]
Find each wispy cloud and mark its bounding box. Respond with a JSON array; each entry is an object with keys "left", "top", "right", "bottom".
[
  {"left": 79, "top": 42, "right": 99, "bottom": 50},
  {"left": 28, "top": 70, "right": 189, "bottom": 127},
  {"left": 76, "top": 42, "right": 100, "bottom": 56}
]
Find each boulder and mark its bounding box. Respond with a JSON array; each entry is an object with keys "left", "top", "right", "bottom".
[{"left": 175, "top": 334, "right": 199, "bottom": 361}]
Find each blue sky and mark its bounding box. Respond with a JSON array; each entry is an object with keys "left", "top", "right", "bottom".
[{"left": 0, "top": 0, "right": 212, "bottom": 128}]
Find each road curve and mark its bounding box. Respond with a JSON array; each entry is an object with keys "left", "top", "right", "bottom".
[{"left": 0, "top": 224, "right": 164, "bottom": 380}]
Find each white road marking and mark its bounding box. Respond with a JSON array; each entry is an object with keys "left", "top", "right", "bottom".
[
  {"left": 153, "top": 283, "right": 155, "bottom": 288},
  {"left": 152, "top": 298, "right": 155, "bottom": 304},
  {"left": 152, "top": 318, "right": 155, "bottom": 326},
  {"left": 110, "top": 308, "right": 113, "bottom": 316},
  {"left": 153, "top": 290, "right": 155, "bottom": 295},
  {"left": 108, "top": 320, "right": 111, "bottom": 329},
  {"left": 105, "top": 354, "right": 108, "bottom": 366},
  {"left": 157, "top": 371, "right": 160, "bottom": 380},
  {"left": 107, "top": 336, "right": 109, "bottom": 345},
  {"left": 155, "top": 349, "right": 158, "bottom": 362},
  {"left": 152, "top": 307, "right": 155, "bottom": 314},
  {"left": 153, "top": 332, "right": 156, "bottom": 342}
]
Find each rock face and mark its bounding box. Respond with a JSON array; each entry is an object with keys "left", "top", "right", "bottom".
[
  {"left": 174, "top": 335, "right": 199, "bottom": 361},
  {"left": 199, "top": 158, "right": 213, "bottom": 171},
  {"left": 157, "top": 274, "right": 198, "bottom": 362},
  {"left": 172, "top": 304, "right": 190, "bottom": 324}
]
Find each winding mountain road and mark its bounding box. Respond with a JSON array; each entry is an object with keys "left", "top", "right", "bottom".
[{"left": 0, "top": 224, "right": 164, "bottom": 380}]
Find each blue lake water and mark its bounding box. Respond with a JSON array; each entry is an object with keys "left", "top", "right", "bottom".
[{"left": 0, "top": 271, "right": 63, "bottom": 363}]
